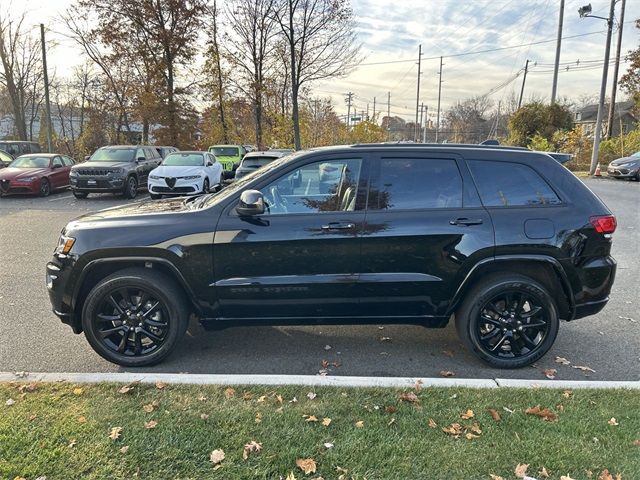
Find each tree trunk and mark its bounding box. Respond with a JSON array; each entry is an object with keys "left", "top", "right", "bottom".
[
  {"left": 287, "top": 4, "right": 301, "bottom": 150},
  {"left": 165, "top": 49, "right": 178, "bottom": 146}
]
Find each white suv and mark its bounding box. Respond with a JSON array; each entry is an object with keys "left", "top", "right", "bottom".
[{"left": 148, "top": 151, "right": 222, "bottom": 199}]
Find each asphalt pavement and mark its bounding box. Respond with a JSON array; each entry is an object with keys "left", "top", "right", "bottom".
[{"left": 0, "top": 178, "right": 638, "bottom": 381}]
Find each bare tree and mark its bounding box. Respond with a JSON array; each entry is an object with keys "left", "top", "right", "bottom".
[
  {"left": 0, "top": 10, "right": 42, "bottom": 140},
  {"left": 275, "top": 0, "right": 361, "bottom": 150},
  {"left": 204, "top": 0, "right": 230, "bottom": 144}
]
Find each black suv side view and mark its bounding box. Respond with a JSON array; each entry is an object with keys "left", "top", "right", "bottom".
[
  {"left": 47, "top": 144, "right": 617, "bottom": 368},
  {"left": 70, "top": 145, "right": 162, "bottom": 199}
]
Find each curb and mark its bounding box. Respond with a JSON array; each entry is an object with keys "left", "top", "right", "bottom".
[{"left": 1, "top": 372, "right": 638, "bottom": 389}]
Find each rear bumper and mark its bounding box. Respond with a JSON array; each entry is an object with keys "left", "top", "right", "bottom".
[{"left": 567, "top": 255, "right": 616, "bottom": 320}]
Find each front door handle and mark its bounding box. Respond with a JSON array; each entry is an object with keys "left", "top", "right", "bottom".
[
  {"left": 450, "top": 217, "right": 483, "bottom": 226},
  {"left": 322, "top": 222, "right": 355, "bottom": 230}
]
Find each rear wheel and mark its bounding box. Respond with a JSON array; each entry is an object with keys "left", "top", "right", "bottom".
[
  {"left": 39, "top": 178, "right": 51, "bottom": 197},
  {"left": 455, "top": 273, "right": 559, "bottom": 368},
  {"left": 73, "top": 191, "right": 88, "bottom": 199},
  {"left": 81, "top": 268, "right": 189, "bottom": 367},
  {"left": 123, "top": 176, "right": 138, "bottom": 199}
]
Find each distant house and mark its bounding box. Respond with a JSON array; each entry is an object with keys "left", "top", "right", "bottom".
[{"left": 574, "top": 100, "right": 637, "bottom": 137}]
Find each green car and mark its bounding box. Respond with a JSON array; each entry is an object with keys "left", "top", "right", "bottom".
[{"left": 208, "top": 144, "right": 247, "bottom": 179}]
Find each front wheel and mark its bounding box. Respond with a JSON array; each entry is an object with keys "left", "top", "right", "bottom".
[
  {"left": 81, "top": 268, "right": 189, "bottom": 367},
  {"left": 202, "top": 177, "right": 209, "bottom": 194},
  {"left": 455, "top": 273, "right": 559, "bottom": 369},
  {"left": 123, "top": 176, "right": 138, "bottom": 199},
  {"left": 39, "top": 178, "right": 51, "bottom": 197},
  {"left": 73, "top": 191, "right": 88, "bottom": 199}
]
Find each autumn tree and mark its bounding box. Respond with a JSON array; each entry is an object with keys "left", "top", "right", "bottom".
[
  {"left": 0, "top": 11, "right": 43, "bottom": 140},
  {"left": 443, "top": 96, "right": 492, "bottom": 143},
  {"left": 275, "top": 0, "right": 361, "bottom": 150},
  {"left": 619, "top": 18, "right": 640, "bottom": 111},
  {"left": 507, "top": 102, "right": 573, "bottom": 147}
]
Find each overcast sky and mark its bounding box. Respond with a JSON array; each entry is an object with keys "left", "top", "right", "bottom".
[{"left": 8, "top": 0, "right": 640, "bottom": 122}]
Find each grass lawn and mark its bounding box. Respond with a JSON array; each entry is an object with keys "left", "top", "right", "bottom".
[{"left": 0, "top": 382, "right": 638, "bottom": 479}]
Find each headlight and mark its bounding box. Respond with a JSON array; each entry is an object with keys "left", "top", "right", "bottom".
[
  {"left": 183, "top": 175, "right": 201, "bottom": 180},
  {"left": 69, "top": 170, "right": 78, "bottom": 177},
  {"left": 55, "top": 235, "right": 76, "bottom": 255},
  {"left": 149, "top": 175, "right": 162, "bottom": 180},
  {"left": 109, "top": 168, "right": 125, "bottom": 175},
  {"left": 17, "top": 176, "right": 36, "bottom": 182}
]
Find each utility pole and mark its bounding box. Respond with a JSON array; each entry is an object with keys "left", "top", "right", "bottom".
[
  {"left": 387, "top": 91, "right": 391, "bottom": 141},
  {"left": 366, "top": 103, "right": 369, "bottom": 121},
  {"left": 435, "top": 56, "right": 443, "bottom": 143},
  {"left": 423, "top": 105, "right": 428, "bottom": 143},
  {"left": 345, "top": 92, "right": 353, "bottom": 129},
  {"left": 606, "top": 0, "right": 626, "bottom": 139},
  {"left": 414, "top": 44, "right": 422, "bottom": 142},
  {"left": 551, "top": 0, "right": 565, "bottom": 104},
  {"left": 418, "top": 103, "right": 424, "bottom": 143},
  {"left": 372, "top": 97, "right": 376, "bottom": 122},
  {"left": 40, "top": 24, "right": 53, "bottom": 152},
  {"left": 589, "top": 0, "right": 616, "bottom": 174},
  {"left": 518, "top": 59, "right": 530, "bottom": 109}
]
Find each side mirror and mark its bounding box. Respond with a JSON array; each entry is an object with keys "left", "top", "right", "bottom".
[
  {"left": 237, "top": 189, "right": 265, "bottom": 216},
  {"left": 84, "top": 155, "right": 90, "bottom": 161},
  {"left": 52, "top": 163, "right": 62, "bottom": 169},
  {"left": 136, "top": 156, "right": 145, "bottom": 162}
]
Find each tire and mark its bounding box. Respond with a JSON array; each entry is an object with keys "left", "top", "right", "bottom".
[
  {"left": 39, "top": 178, "right": 51, "bottom": 197},
  {"left": 73, "top": 191, "right": 88, "bottom": 199},
  {"left": 150, "top": 193, "right": 162, "bottom": 200},
  {"left": 455, "top": 273, "right": 559, "bottom": 369},
  {"left": 123, "top": 176, "right": 138, "bottom": 199},
  {"left": 81, "top": 268, "right": 190, "bottom": 367},
  {"left": 202, "top": 178, "right": 209, "bottom": 194}
]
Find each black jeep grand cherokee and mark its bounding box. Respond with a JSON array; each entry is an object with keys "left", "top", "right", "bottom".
[{"left": 47, "top": 144, "right": 617, "bottom": 368}]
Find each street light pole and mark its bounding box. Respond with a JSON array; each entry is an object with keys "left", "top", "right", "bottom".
[
  {"left": 580, "top": 0, "right": 616, "bottom": 175},
  {"left": 551, "top": 0, "right": 565, "bottom": 104},
  {"left": 40, "top": 24, "right": 53, "bottom": 153}
]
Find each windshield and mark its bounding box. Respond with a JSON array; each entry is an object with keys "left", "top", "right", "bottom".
[
  {"left": 211, "top": 147, "right": 239, "bottom": 157},
  {"left": 90, "top": 148, "right": 135, "bottom": 162},
  {"left": 9, "top": 156, "right": 50, "bottom": 168},
  {"left": 631, "top": 151, "right": 640, "bottom": 158},
  {"left": 241, "top": 157, "right": 278, "bottom": 168},
  {"left": 163, "top": 153, "right": 204, "bottom": 166}
]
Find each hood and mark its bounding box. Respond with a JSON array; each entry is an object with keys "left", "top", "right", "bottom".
[
  {"left": 151, "top": 165, "right": 204, "bottom": 177},
  {"left": 610, "top": 156, "right": 640, "bottom": 165},
  {"left": 70, "top": 197, "right": 195, "bottom": 225},
  {"left": 0, "top": 167, "right": 49, "bottom": 180},
  {"left": 72, "top": 161, "right": 133, "bottom": 170}
]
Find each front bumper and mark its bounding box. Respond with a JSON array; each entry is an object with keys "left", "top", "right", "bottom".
[
  {"left": 607, "top": 166, "right": 638, "bottom": 178},
  {"left": 46, "top": 256, "right": 81, "bottom": 332},
  {"left": 149, "top": 177, "right": 203, "bottom": 195},
  {"left": 0, "top": 178, "right": 39, "bottom": 195},
  {"left": 70, "top": 175, "right": 125, "bottom": 192}
]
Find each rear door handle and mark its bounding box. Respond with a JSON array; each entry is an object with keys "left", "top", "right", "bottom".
[
  {"left": 322, "top": 222, "right": 355, "bottom": 230},
  {"left": 450, "top": 218, "right": 483, "bottom": 226}
]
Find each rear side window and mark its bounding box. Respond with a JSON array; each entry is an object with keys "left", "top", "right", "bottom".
[
  {"left": 468, "top": 161, "right": 561, "bottom": 207},
  {"left": 369, "top": 158, "right": 463, "bottom": 210}
]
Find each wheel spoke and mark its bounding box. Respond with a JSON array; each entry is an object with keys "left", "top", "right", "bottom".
[
  {"left": 515, "top": 293, "right": 526, "bottom": 314},
  {"left": 117, "top": 331, "right": 128, "bottom": 353},
  {"left": 141, "top": 301, "right": 161, "bottom": 318},
  {"left": 480, "top": 314, "right": 502, "bottom": 327},
  {"left": 141, "top": 328, "right": 163, "bottom": 343},
  {"left": 134, "top": 291, "right": 150, "bottom": 312},
  {"left": 480, "top": 328, "right": 501, "bottom": 341},
  {"left": 486, "top": 302, "right": 503, "bottom": 316},
  {"left": 521, "top": 306, "right": 542, "bottom": 318},
  {"left": 99, "top": 325, "right": 125, "bottom": 338},
  {"left": 108, "top": 295, "right": 125, "bottom": 315},
  {"left": 523, "top": 321, "right": 546, "bottom": 329},
  {"left": 521, "top": 333, "right": 538, "bottom": 349},
  {"left": 117, "top": 288, "right": 132, "bottom": 309},
  {"left": 97, "top": 313, "right": 122, "bottom": 323},
  {"left": 144, "top": 318, "right": 167, "bottom": 328},
  {"left": 490, "top": 334, "right": 508, "bottom": 352},
  {"left": 134, "top": 331, "right": 142, "bottom": 355}
]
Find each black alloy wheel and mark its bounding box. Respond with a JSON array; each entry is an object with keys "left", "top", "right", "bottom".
[
  {"left": 456, "top": 274, "right": 559, "bottom": 368},
  {"left": 40, "top": 178, "right": 51, "bottom": 197},
  {"left": 73, "top": 191, "right": 88, "bottom": 199},
  {"left": 82, "top": 268, "right": 189, "bottom": 366}
]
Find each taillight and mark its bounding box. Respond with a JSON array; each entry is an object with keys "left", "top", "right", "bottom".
[{"left": 590, "top": 215, "right": 617, "bottom": 234}]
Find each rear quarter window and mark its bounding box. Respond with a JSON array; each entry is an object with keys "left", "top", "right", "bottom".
[{"left": 468, "top": 160, "right": 561, "bottom": 207}]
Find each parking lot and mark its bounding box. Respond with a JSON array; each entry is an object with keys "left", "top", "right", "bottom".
[{"left": 0, "top": 177, "right": 638, "bottom": 381}]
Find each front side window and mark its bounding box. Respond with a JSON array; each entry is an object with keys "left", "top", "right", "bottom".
[
  {"left": 90, "top": 148, "right": 135, "bottom": 162},
  {"left": 260, "top": 158, "right": 362, "bottom": 215},
  {"left": 369, "top": 158, "right": 462, "bottom": 210},
  {"left": 52, "top": 156, "right": 63, "bottom": 167},
  {"left": 62, "top": 156, "right": 75, "bottom": 166},
  {"left": 468, "top": 160, "right": 561, "bottom": 207}
]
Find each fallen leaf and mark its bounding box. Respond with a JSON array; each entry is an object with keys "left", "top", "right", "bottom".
[
  {"left": 155, "top": 381, "right": 166, "bottom": 390},
  {"left": 572, "top": 365, "right": 596, "bottom": 373},
  {"left": 255, "top": 412, "right": 262, "bottom": 423},
  {"left": 78, "top": 416, "right": 87, "bottom": 423},
  {"left": 384, "top": 405, "right": 397, "bottom": 413},
  {"left": 415, "top": 379, "right": 423, "bottom": 391},
  {"left": 243, "top": 440, "right": 262, "bottom": 460},
  {"left": 322, "top": 417, "right": 331, "bottom": 426},
  {"left": 242, "top": 392, "right": 252, "bottom": 401},
  {"left": 633, "top": 439, "right": 640, "bottom": 446},
  {"left": 224, "top": 387, "right": 235, "bottom": 399},
  {"left": 489, "top": 475, "right": 505, "bottom": 480},
  {"left": 198, "top": 395, "right": 208, "bottom": 401},
  {"left": 29, "top": 414, "right": 37, "bottom": 421},
  {"left": 460, "top": 409, "right": 475, "bottom": 419},
  {"left": 466, "top": 422, "right": 482, "bottom": 435},
  {"left": 561, "top": 476, "right": 576, "bottom": 480},
  {"left": 119, "top": 446, "right": 129, "bottom": 454},
  {"left": 320, "top": 360, "right": 330, "bottom": 369},
  {"left": 618, "top": 315, "right": 636, "bottom": 322},
  {"left": 108, "top": 427, "right": 122, "bottom": 441},
  {"left": 306, "top": 392, "right": 317, "bottom": 400},
  {"left": 608, "top": 417, "right": 619, "bottom": 426},
  {"left": 5, "top": 398, "right": 15, "bottom": 406},
  {"left": 324, "top": 345, "right": 332, "bottom": 350},
  {"left": 388, "top": 417, "right": 396, "bottom": 426},
  {"left": 488, "top": 408, "right": 501, "bottom": 422},
  {"left": 379, "top": 336, "right": 391, "bottom": 342},
  {"left": 465, "top": 432, "right": 479, "bottom": 440},
  {"left": 17, "top": 383, "right": 38, "bottom": 394},
  {"left": 543, "top": 368, "right": 557, "bottom": 379},
  {"left": 304, "top": 415, "right": 318, "bottom": 423},
  {"left": 525, "top": 406, "right": 558, "bottom": 422},
  {"left": 540, "top": 466, "right": 550, "bottom": 478},
  {"left": 442, "top": 423, "right": 463, "bottom": 437},
  {"left": 597, "top": 469, "right": 614, "bottom": 480},
  {"left": 143, "top": 403, "right": 156, "bottom": 413},
  {"left": 201, "top": 413, "right": 210, "bottom": 420},
  {"left": 276, "top": 394, "right": 283, "bottom": 404},
  {"left": 503, "top": 406, "right": 514, "bottom": 414},
  {"left": 210, "top": 449, "right": 225, "bottom": 464},
  {"left": 562, "top": 390, "right": 573, "bottom": 398},
  {"left": 118, "top": 385, "right": 133, "bottom": 394},
  {"left": 290, "top": 396, "right": 298, "bottom": 403},
  {"left": 555, "top": 356, "right": 571, "bottom": 365},
  {"left": 144, "top": 420, "right": 158, "bottom": 429},
  {"left": 296, "top": 458, "right": 317, "bottom": 475},
  {"left": 286, "top": 473, "right": 296, "bottom": 480},
  {"left": 355, "top": 420, "right": 364, "bottom": 428},
  {"left": 399, "top": 391, "right": 419, "bottom": 403},
  {"left": 515, "top": 463, "right": 529, "bottom": 478},
  {"left": 323, "top": 442, "right": 334, "bottom": 449},
  {"left": 442, "top": 349, "right": 455, "bottom": 357},
  {"left": 73, "top": 388, "right": 83, "bottom": 396},
  {"left": 68, "top": 439, "right": 77, "bottom": 448},
  {"left": 428, "top": 418, "right": 438, "bottom": 428},
  {"left": 257, "top": 395, "right": 267, "bottom": 403},
  {"left": 439, "top": 370, "right": 455, "bottom": 377}
]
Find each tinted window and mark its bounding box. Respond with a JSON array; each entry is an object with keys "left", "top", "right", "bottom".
[
  {"left": 3, "top": 143, "right": 20, "bottom": 156},
  {"left": 261, "top": 158, "right": 362, "bottom": 215},
  {"left": 212, "top": 147, "right": 239, "bottom": 157},
  {"left": 90, "top": 148, "right": 135, "bottom": 162},
  {"left": 52, "top": 156, "right": 63, "bottom": 167},
  {"left": 62, "top": 156, "right": 75, "bottom": 166},
  {"left": 369, "top": 158, "right": 462, "bottom": 210},
  {"left": 19, "top": 143, "right": 31, "bottom": 154},
  {"left": 468, "top": 161, "right": 561, "bottom": 207},
  {"left": 241, "top": 156, "right": 279, "bottom": 168}
]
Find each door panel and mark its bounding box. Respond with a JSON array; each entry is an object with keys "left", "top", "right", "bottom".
[
  {"left": 358, "top": 155, "right": 494, "bottom": 318},
  {"left": 211, "top": 155, "right": 368, "bottom": 319}
]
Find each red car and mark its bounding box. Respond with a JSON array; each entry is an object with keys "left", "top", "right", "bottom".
[{"left": 0, "top": 153, "right": 75, "bottom": 197}]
